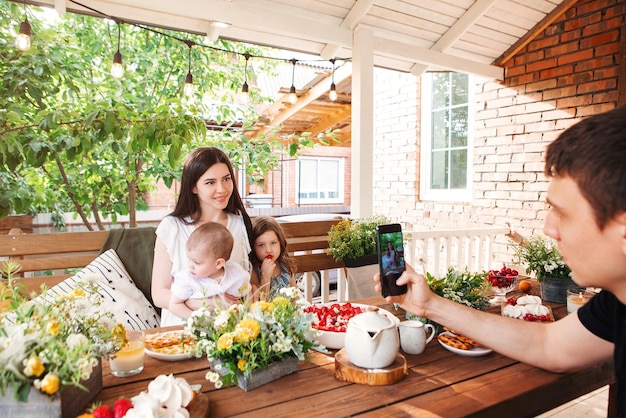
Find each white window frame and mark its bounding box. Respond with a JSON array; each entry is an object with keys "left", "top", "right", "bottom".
[
  {"left": 420, "top": 72, "right": 474, "bottom": 202},
  {"left": 296, "top": 157, "right": 345, "bottom": 204}
]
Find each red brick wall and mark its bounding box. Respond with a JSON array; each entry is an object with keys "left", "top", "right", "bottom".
[{"left": 373, "top": 0, "right": 624, "bottom": 263}]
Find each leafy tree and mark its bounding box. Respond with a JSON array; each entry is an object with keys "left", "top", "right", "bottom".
[{"left": 0, "top": 3, "right": 315, "bottom": 228}]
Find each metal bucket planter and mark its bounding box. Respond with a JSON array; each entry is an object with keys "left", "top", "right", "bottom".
[{"left": 540, "top": 277, "right": 577, "bottom": 304}]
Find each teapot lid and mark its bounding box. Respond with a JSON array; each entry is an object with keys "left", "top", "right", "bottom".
[{"left": 349, "top": 307, "right": 395, "bottom": 330}]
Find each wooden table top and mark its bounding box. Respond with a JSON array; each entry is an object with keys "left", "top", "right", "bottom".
[{"left": 94, "top": 282, "right": 615, "bottom": 417}]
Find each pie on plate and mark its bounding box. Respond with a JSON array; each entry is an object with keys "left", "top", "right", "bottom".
[
  {"left": 437, "top": 331, "right": 492, "bottom": 357},
  {"left": 144, "top": 330, "right": 197, "bottom": 361}
]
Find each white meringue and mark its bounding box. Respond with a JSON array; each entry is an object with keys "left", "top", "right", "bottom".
[{"left": 515, "top": 295, "right": 542, "bottom": 305}]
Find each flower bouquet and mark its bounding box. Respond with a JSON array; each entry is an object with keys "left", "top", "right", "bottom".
[
  {"left": 0, "top": 261, "right": 125, "bottom": 403},
  {"left": 185, "top": 287, "right": 318, "bottom": 390},
  {"left": 512, "top": 236, "right": 571, "bottom": 281}
]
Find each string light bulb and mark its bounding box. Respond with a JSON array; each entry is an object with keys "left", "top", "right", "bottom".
[
  {"left": 110, "top": 22, "right": 124, "bottom": 78},
  {"left": 288, "top": 59, "right": 298, "bottom": 104},
  {"left": 240, "top": 53, "right": 250, "bottom": 105},
  {"left": 329, "top": 58, "right": 337, "bottom": 101},
  {"left": 183, "top": 41, "right": 194, "bottom": 96},
  {"left": 15, "top": 2, "right": 31, "bottom": 51}
]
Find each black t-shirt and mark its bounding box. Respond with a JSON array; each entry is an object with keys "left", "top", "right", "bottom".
[{"left": 578, "top": 290, "right": 625, "bottom": 416}]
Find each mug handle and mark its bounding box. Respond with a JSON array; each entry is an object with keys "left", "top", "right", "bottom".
[{"left": 424, "top": 323, "right": 436, "bottom": 344}]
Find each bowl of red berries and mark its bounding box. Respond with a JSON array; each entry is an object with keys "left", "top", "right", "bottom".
[
  {"left": 303, "top": 302, "right": 399, "bottom": 349},
  {"left": 486, "top": 266, "right": 518, "bottom": 304}
]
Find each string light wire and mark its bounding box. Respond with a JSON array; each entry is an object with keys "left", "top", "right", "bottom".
[{"left": 63, "top": 0, "right": 350, "bottom": 96}]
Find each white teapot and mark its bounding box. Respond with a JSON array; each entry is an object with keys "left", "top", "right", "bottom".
[{"left": 344, "top": 307, "right": 399, "bottom": 369}]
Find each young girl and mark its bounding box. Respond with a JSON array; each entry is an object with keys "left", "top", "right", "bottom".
[{"left": 249, "top": 216, "right": 297, "bottom": 300}]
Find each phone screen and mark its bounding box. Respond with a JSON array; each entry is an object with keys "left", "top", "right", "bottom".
[{"left": 376, "top": 223, "right": 407, "bottom": 297}]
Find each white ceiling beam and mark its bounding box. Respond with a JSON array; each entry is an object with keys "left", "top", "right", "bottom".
[
  {"left": 411, "top": 0, "right": 499, "bottom": 77},
  {"left": 54, "top": 0, "right": 67, "bottom": 15},
  {"left": 321, "top": 0, "right": 374, "bottom": 60},
  {"left": 375, "top": 36, "right": 503, "bottom": 80}
]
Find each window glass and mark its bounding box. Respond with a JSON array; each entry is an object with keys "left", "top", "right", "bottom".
[
  {"left": 297, "top": 157, "right": 344, "bottom": 204},
  {"left": 420, "top": 72, "right": 472, "bottom": 201}
]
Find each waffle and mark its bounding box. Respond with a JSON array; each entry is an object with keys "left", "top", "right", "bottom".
[
  {"left": 438, "top": 332, "right": 480, "bottom": 350},
  {"left": 145, "top": 331, "right": 197, "bottom": 355}
]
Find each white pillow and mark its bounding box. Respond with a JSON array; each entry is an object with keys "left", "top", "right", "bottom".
[{"left": 44, "top": 249, "right": 160, "bottom": 330}]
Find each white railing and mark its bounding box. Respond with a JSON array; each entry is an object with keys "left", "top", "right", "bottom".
[
  {"left": 314, "top": 226, "right": 510, "bottom": 303},
  {"left": 404, "top": 226, "right": 511, "bottom": 277}
]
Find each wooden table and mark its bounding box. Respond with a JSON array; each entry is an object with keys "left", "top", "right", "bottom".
[{"left": 94, "top": 283, "right": 615, "bottom": 417}]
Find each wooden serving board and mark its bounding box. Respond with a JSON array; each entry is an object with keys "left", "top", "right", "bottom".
[{"left": 334, "top": 349, "right": 407, "bottom": 385}]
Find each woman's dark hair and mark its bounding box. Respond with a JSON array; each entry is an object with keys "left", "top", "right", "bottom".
[
  {"left": 171, "top": 147, "right": 253, "bottom": 246},
  {"left": 250, "top": 216, "right": 296, "bottom": 276},
  {"left": 545, "top": 105, "right": 626, "bottom": 229}
]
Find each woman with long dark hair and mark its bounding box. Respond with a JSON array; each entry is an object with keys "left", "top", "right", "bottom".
[{"left": 152, "top": 147, "right": 253, "bottom": 326}]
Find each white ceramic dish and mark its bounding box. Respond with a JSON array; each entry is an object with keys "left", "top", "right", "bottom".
[
  {"left": 437, "top": 331, "right": 492, "bottom": 357},
  {"left": 311, "top": 303, "right": 400, "bottom": 350},
  {"left": 144, "top": 330, "right": 196, "bottom": 361},
  {"left": 144, "top": 348, "right": 193, "bottom": 361}
]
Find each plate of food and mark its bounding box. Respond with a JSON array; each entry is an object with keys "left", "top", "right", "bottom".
[
  {"left": 303, "top": 302, "right": 400, "bottom": 349},
  {"left": 501, "top": 295, "right": 554, "bottom": 322},
  {"left": 437, "top": 331, "right": 492, "bottom": 357},
  {"left": 144, "top": 330, "right": 198, "bottom": 361}
]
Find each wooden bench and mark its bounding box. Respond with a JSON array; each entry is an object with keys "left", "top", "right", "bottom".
[{"left": 0, "top": 220, "right": 344, "bottom": 300}]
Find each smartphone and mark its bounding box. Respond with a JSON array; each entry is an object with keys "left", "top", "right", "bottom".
[{"left": 376, "top": 223, "right": 407, "bottom": 297}]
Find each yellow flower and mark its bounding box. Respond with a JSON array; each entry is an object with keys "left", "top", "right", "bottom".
[
  {"left": 237, "top": 358, "right": 247, "bottom": 371},
  {"left": 217, "top": 332, "right": 235, "bottom": 350},
  {"left": 39, "top": 373, "right": 60, "bottom": 395},
  {"left": 271, "top": 296, "right": 290, "bottom": 309},
  {"left": 46, "top": 320, "right": 61, "bottom": 336},
  {"left": 251, "top": 301, "right": 273, "bottom": 312},
  {"left": 68, "top": 288, "right": 86, "bottom": 299},
  {"left": 23, "top": 355, "right": 45, "bottom": 377},
  {"left": 234, "top": 318, "right": 260, "bottom": 343}
]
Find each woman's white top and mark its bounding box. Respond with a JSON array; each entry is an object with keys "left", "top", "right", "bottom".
[{"left": 156, "top": 212, "right": 251, "bottom": 326}]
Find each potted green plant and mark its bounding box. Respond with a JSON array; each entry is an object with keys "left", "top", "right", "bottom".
[
  {"left": 512, "top": 236, "right": 574, "bottom": 303},
  {"left": 326, "top": 215, "right": 390, "bottom": 299},
  {"left": 326, "top": 214, "right": 390, "bottom": 267}
]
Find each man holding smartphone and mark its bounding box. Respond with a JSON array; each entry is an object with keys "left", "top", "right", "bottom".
[{"left": 374, "top": 105, "right": 626, "bottom": 417}]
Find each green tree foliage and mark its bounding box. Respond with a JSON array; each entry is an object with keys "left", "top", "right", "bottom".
[{"left": 0, "top": 2, "right": 311, "bottom": 228}]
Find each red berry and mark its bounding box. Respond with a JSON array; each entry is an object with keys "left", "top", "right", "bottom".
[
  {"left": 92, "top": 404, "right": 114, "bottom": 418},
  {"left": 114, "top": 398, "right": 133, "bottom": 418}
]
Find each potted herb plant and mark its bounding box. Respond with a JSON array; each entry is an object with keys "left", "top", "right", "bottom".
[
  {"left": 326, "top": 215, "right": 391, "bottom": 298},
  {"left": 326, "top": 214, "right": 390, "bottom": 267},
  {"left": 512, "top": 236, "right": 574, "bottom": 303}
]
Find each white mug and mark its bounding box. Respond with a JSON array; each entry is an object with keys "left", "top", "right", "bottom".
[{"left": 398, "top": 320, "right": 435, "bottom": 355}]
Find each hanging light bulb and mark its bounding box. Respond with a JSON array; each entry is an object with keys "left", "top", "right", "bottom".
[
  {"left": 329, "top": 58, "right": 338, "bottom": 101},
  {"left": 110, "top": 22, "right": 124, "bottom": 78},
  {"left": 240, "top": 53, "right": 250, "bottom": 105},
  {"left": 288, "top": 59, "right": 298, "bottom": 104},
  {"left": 15, "top": 2, "right": 31, "bottom": 52},
  {"left": 183, "top": 72, "right": 194, "bottom": 96},
  {"left": 183, "top": 41, "right": 194, "bottom": 96}
]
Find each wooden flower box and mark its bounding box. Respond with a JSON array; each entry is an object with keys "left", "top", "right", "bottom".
[{"left": 0, "top": 359, "right": 102, "bottom": 418}]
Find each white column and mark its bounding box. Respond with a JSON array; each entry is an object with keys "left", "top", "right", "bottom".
[{"left": 351, "top": 27, "right": 374, "bottom": 218}]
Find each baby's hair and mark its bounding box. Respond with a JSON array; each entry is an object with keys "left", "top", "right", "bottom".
[
  {"left": 250, "top": 216, "right": 296, "bottom": 275},
  {"left": 187, "top": 222, "right": 234, "bottom": 260}
]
